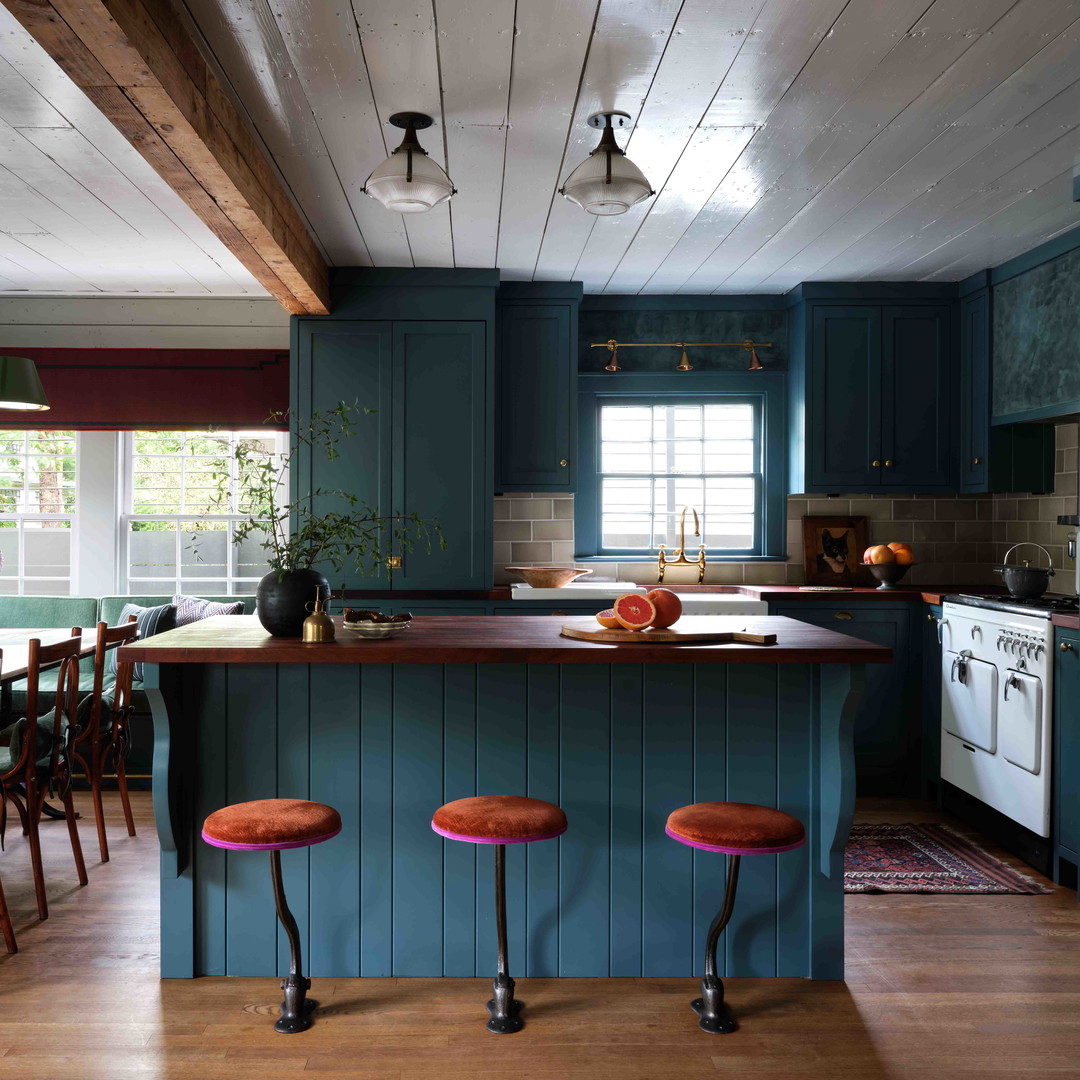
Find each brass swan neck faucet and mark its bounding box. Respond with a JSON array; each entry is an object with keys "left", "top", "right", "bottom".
[{"left": 657, "top": 506, "right": 707, "bottom": 583}]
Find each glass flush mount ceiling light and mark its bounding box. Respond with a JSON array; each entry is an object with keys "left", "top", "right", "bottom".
[
  {"left": 363, "top": 112, "right": 456, "bottom": 214},
  {"left": 560, "top": 111, "right": 655, "bottom": 216}
]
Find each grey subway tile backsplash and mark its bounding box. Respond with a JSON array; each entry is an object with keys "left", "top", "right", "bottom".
[{"left": 494, "top": 421, "right": 1079, "bottom": 588}]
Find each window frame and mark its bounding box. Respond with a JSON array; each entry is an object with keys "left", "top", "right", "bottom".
[
  {"left": 0, "top": 429, "right": 78, "bottom": 595},
  {"left": 574, "top": 372, "right": 788, "bottom": 562},
  {"left": 119, "top": 429, "right": 287, "bottom": 595}
]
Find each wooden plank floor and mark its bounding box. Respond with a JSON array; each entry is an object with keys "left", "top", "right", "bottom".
[{"left": 0, "top": 793, "right": 1078, "bottom": 1079}]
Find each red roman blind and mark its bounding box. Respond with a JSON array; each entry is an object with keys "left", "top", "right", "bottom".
[{"left": 0, "top": 348, "right": 289, "bottom": 430}]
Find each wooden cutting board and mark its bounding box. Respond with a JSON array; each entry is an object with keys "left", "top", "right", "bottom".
[{"left": 560, "top": 621, "right": 776, "bottom": 645}]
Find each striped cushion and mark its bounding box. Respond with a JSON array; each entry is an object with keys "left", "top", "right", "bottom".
[
  {"left": 172, "top": 594, "right": 244, "bottom": 627},
  {"left": 109, "top": 603, "right": 176, "bottom": 682}
]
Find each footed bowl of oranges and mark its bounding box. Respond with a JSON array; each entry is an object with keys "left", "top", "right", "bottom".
[{"left": 862, "top": 542, "right": 915, "bottom": 590}]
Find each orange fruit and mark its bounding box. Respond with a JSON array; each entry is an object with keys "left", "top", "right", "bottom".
[
  {"left": 595, "top": 608, "right": 621, "bottom": 629},
  {"left": 863, "top": 544, "right": 896, "bottom": 565},
  {"left": 612, "top": 593, "right": 656, "bottom": 631},
  {"left": 887, "top": 542, "right": 912, "bottom": 553},
  {"left": 891, "top": 547, "right": 915, "bottom": 565},
  {"left": 645, "top": 588, "right": 682, "bottom": 629}
]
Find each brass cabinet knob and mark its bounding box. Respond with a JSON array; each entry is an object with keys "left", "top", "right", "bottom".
[
  {"left": 884, "top": 460, "right": 894, "bottom": 467},
  {"left": 559, "top": 459, "right": 568, "bottom": 467},
  {"left": 386, "top": 555, "right": 402, "bottom": 570},
  {"left": 927, "top": 613, "right": 937, "bottom": 622},
  {"left": 872, "top": 459, "right": 881, "bottom": 467},
  {"left": 1063, "top": 641, "right": 1075, "bottom": 653},
  {"left": 973, "top": 457, "right": 982, "bottom": 465},
  {"left": 834, "top": 611, "right": 854, "bottom": 621}
]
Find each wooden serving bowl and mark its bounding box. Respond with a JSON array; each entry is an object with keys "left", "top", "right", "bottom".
[{"left": 505, "top": 566, "right": 593, "bottom": 589}]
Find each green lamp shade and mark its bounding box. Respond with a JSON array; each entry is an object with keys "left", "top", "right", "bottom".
[{"left": 0, "top": 356, "right": 49, "bottom": 411}]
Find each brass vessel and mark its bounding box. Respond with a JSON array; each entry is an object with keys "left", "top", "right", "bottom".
[{"left": 302, "top": 591, "right": 335, "bottom": 643}]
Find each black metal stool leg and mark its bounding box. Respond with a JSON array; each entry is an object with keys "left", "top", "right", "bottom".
[
  {"left": 270, "top": 849, "right": 317, "bottom": 1034},
  {"left": 486, "top": 843, "right": 523, "bottom": 1034},
  {"left": 692, "top": 853, "right": 741, "bottom": 1034}
]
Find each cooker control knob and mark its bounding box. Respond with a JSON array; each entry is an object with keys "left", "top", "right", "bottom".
[{"left": 1035, "top": 644, "right": 1045, "bottom": 661}]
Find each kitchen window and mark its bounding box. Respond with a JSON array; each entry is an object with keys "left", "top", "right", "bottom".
[{"left": 575, "top": 374, "right": 786, "bottom": 560}]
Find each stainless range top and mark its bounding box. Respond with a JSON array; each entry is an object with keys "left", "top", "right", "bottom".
[{"left": 945, "top": 592, "right": 1080, "bottom": 620}]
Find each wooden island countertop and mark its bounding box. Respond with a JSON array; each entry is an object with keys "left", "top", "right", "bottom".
[{"left": 119, "top": 613, "right": 892, "bottom": 666}]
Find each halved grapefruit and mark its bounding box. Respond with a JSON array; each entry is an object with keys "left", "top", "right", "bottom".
[
  {"left": 613, "top": 593, "right": 657, "bottom": 631},
  {"left": 595, "top": 608, "right": 621, "bottom": 629},
  {"left": 644, "top": 588, "right": 682, "bottom": 629}
]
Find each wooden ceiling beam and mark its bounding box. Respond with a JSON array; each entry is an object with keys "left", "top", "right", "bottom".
[{"left": 2, "top": 0, "right": 330, "bottom": 314}]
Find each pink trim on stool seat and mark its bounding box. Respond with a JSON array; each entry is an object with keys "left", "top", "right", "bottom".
[
  {"left": 431, "top": 820, "right": 567, "bottom": 845},
  {"left": 201, "top": 825, "right": 342, "bottom": 852},
  {"left": 665, "top": 824, "right": 806, "bottom": 855}
]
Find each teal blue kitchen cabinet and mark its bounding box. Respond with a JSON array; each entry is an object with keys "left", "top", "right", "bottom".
[
  {"left": 922, "top": 604, "right": 943, "bottom": 801},
  {"left": 959, "top": 284, "right": 1055, "bottom": 494},
  {"left": 770, "top": 601, "right": 917, "bottom": 794},
  {"left": 789, "top": 303, "right": 954, "bottom": 493},
  {"left": 1054, "top": 625, "right": 1080, "bottom": 890},
  {"left": 496, "top": 284, "right": 582, "bottom": 493},
  {"left": 293, "top": 319, "right": 491, "bottom": 592}
]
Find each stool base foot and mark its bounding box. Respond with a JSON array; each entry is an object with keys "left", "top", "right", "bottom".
[
  {"left": 691, "top": 978, "right": 736, "bottom": 1035},
  {"left": 275, "top": 976, "right": 316, "bottom": 1034},
  {"left": 486, "top": 975, "right": 524, "bottom": 1034}
]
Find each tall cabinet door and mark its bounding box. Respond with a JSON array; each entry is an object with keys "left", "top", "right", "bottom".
[
  {"left": 392, "top": 322, "right": 490, "bottom": 590},
  {"left": 294, "top": 320, "right": 393, "bottom": 592},
  {"left": 497, "top": 304, "right": 574, "bottom": 491},
  {"left": 959, "top": 291, "right": 990, "bottom": 491},
  {"left": 809, "top": 306, "right": 881, "bottom": 490},
  {"left": 881, "top": 306, "right": 953, "bottom": 490}
]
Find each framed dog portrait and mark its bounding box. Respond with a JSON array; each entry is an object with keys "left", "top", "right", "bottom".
[{"left": 802, "top": 516, "right": 869, "bottom": 586}]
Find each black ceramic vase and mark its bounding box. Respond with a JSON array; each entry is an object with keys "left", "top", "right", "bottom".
[{"left": 256, "top": 569, "right": 330, "bottom": 637}]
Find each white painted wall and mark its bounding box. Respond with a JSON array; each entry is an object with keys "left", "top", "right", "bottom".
[{"left": 0, "top": 297, "right": 290, "bottom": 349}]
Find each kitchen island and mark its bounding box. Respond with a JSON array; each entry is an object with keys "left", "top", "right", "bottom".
[{"left": 121, "top": 615, "right": 890, "bottom": 982}]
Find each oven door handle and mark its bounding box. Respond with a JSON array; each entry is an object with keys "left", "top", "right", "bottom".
[
  {"left": 1004, "top": 673, "right": 1022, "bottom": 701},
  {"left": 950, "top": 650, "right": 971, "bottom": 684}
]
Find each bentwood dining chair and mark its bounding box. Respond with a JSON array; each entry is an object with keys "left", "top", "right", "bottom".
[
  {"left": 0, "top": 632, "right": 88, "bottom": 920},
  {"left": 73, "top": 618, "right": 139, "bottom": 862},
  {"left": 0, "top": 649, "right": 14, "bottom": 953}
]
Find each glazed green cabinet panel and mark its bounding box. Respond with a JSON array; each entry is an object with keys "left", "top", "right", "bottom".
[
  {"left": 294, "top": 319, "right": 490, "bottom": 591},
  {"left": 798, "top": 304, "right": 953, "bottom": 493},
  {"left": 1054, "top": 627, "right": 1080, "bottom": 884},
  {"left": 497, "top": 303, "right": 575, "bottom": 491},
  {"left": 959, "top": 291, "right": 991, "bottom": 490}
]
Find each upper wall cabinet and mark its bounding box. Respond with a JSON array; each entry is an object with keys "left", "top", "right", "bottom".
[
  {"left": 790, "top": 302, "right": 954, "bottom": 494},
  {"left": 496, "top": 283, "right": 582, "bottom": 493},
  {"left": 293, "top": 316, "right": 491, "bottom": 592}
]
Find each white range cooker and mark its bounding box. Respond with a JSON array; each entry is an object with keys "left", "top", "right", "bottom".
[{"left": 939, "top": 593, "right": 1078, "bottom": 865}]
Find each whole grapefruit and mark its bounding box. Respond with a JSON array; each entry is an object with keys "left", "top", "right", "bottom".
[
  {"left": 644, "top": 588, "right": 682, "bottom": 629},
  {"left": 612, "top": 593, "right": 656, "bottom": 632},
  {"left": 863, "top": 544, "right": 896, "bottom": 565}
]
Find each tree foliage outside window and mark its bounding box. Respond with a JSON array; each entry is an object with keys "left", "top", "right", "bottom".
[{"left": 0, "top": 430, "right": 76, "bottom": 594}]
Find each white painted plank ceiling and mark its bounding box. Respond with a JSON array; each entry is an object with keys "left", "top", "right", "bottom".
[
  {"left": 6, "top": 0, "right": 1080, "bottom": 297},
  {"left": 0, "top": 5, "right": 268, "bottom": 297}
]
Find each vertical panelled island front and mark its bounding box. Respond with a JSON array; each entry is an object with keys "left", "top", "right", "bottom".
[{"left": 120, "top": 615, "right": 890, "bottom": 982}]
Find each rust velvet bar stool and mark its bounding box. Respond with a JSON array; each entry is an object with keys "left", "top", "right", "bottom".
[
  {"left": 432, "top": 795, "right": 568, "bottom": 1033},
  {"left": 202, "top": 798, "right": 341, "bottom": 1033},
  {"left": 665, "top": 801, "right": 806, "bottom": 1034}
]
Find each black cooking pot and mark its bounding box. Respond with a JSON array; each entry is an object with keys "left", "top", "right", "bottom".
[{"left": 995, "top": 542, "right": 1056, "bottom": 599}]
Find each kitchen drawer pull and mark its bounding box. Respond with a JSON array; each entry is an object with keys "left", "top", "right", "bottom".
[
  {"left": 833, "top": 611, "right": 854, "bottom": 621},
  {"left": 1063, "top": 642, "right": 1076, "bottom": 653}
]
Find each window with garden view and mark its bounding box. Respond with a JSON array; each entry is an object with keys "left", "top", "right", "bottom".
[
  {"left": 0, "top": 430, "right": 77, "bottom": 594},
  {"left": 596, "top": 400, "right": 762, "bottom": 556},
  {"left": 124, "top": 430, "right": 286, "bottom": 594}
]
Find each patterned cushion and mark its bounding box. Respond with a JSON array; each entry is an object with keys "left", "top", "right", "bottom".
[
  {"left": 109, "top": 603, "right": 176, "bottom": 682},
  {"left": 173, "top": 594, "right": 245, "bottom": 627}
]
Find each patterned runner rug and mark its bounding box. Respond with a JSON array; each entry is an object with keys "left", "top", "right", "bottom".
[{"left": 845, "top": 822, "right": 1053, "bottom": 894}]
